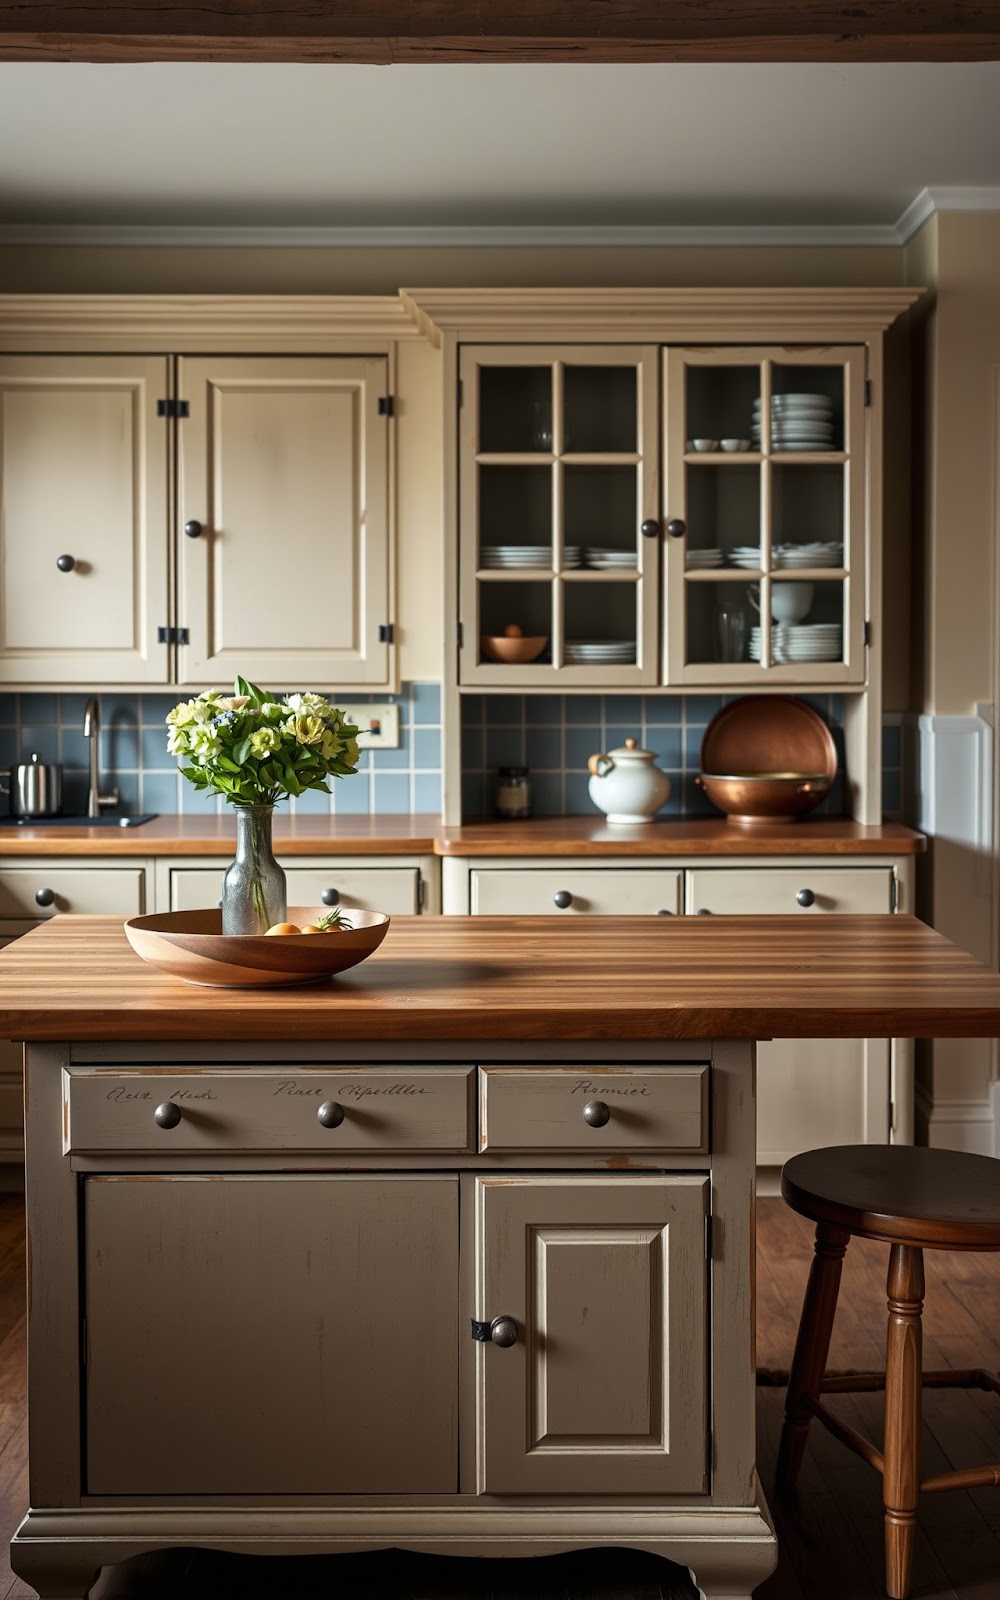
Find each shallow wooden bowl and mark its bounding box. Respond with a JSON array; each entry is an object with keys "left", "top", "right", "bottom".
[
  {"left": 481, "top": 634, "right": 548, "bottom": 664},
  {"left": 124, "top": 907, "right": 390, "bottom": 988}
]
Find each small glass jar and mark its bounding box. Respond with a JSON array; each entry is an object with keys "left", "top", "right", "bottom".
[{"left": 495, "top": 766, "right": 532, "bottom": 819}]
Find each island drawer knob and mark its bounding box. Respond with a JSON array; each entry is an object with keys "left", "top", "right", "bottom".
[
  {"left": 56, "top": 553, "right": 76, "bottom": 573},
  {"left": 640, "top": 518, "right": 660, "bottom": 539},
  {"left": 34, "top": 887, "right": 56, "bottom": 908},
  {"left": 583, "top": 1100, "right": 611, "bottom": 1128},
  {"left": 553, "top": 889, "right": 573, "bottom": 909},
  {"left": 317, "top": 1100, "right": 345, "bottom": 1129},
  {"left": 321, "top": 888, "right": 340, "bottom": 907},
  {"left": 695, "top": 907, "right": 713, "bottom": 915},
  {"left": 184, "top": 520, "right": 203, "bottom": 539},
  {"left": 490, "top": 1315, "right": 519, "bottom": 1348},
  {"left": 665, "top": 518, "right": 687, "bottom": 539},
  {"left": 154, "top": 1102, "right": 182, "bottom": 1129},
  {"left": 796, "top": 888, "right": 816, "bottom": 908},
  {"left": 656, "top": 908, "right": 673, "bottom": 916}
]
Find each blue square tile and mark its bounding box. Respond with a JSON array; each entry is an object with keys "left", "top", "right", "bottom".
[
  {"left": 0, "top": 728, "right": 16, "bottom": 764},
  {"left": 112, "top": 773, "right": 140, "bottom": 813},
  {"left": 524, "top": 695, "right": 564, "bottom": 725},
  {"left": 178, "top": 783, "right": 220, "bottom": 816},
  {"left": 413, "top": 728, "right": 441, "bottom": 771},
  {"left": 646, "top": 726, "right": 682, "bottom": 769},
  {"left": 684, "top": 695, "right": 724, "bottom": 725},
  {"left": 526, "top": 726, "right": 562, "bottom": 770},
  {"left": 333, "top": 774, "right": 372, "bottom": 814},
  {"left": 565, "top": 726, "right": 601, "bottom": 771},
  {"left": 683, "top": 726, "right": 705, "bottom": 768},
  {"left": 603, "top": 695, "right": 644, "bottom": 728},
  {"left": 412, "top": 773, "right": 442, "bottom": 814},
  {"left": 61, "top": 771, "right": 90, "bottom": 814},
  {"left": 461, "top": 695, "right": 484, "bottom": 728},
  {"left": 485, "top": 728, "right": 525, "bottom": 769},
  {"left": 530, "top": 771, "right": 564, "bottom": 816},
  {"left": 410, "top": 682, "right": 441, "bottom": 725},
  {"left": 19, "top": 726, "right": 60, "bottom": 763},
  {"left": 660, "top": 775, "right": 683, "bottom": 816},
  {"left": 140, "top": 770, "right": 181, "bottom": 815},
  {"left": 643, "top": 695, "right": 683, "bottom": 725},
  {"left": 564, "top": 773, "right": 594, "bottom": 815},
  {"left": 370, "top": 742, "right": 409, "bottom": 772},
  {"left": 486, "top": 696, "right": 523, "bottom": 726},
  {"left": 20, "top": 693, "right": 58, "bottom": 724},
  {"left": 462, "top": 772, "right": 486, "bottom": 817},
  {"left": 462, "top": 728, "right": 484, "bottom": 771},
  {"left": 102, "top": 693, "right": 140, "bottom": 726},
  {"left": 882, "top": 722, "right": 902, "bottom": 768},
  {"left": 293, "top": 786, "right": 334, "bottom": 815},
  {"left": 566, "top": 696, "right": 601, "bottom": 725},
  {"left": 102, "top": 725, "right": 139, "bottom": 774},
  {"left": 139, "top": 693, "right": 181, "bottom": 725},
  {"left": 0, "top": 694, "right": 17, "bottom": 725},
  {"left": 59, "top": 728, "right": 90, "bottom": 768},
  {"left": 141, "top": 725, "right": 173, "bottom": 770}
]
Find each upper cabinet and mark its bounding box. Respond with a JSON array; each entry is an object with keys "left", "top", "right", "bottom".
[
  {"left": 457, "top": 340, "right": 867, "bottom": 689},
  {"left": 0, "top": 344, "right": 395, "bottom": 691}
]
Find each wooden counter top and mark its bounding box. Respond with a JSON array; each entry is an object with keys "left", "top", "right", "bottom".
[
  {"left": 0, "top": 814, "right": 923, "bottom": 859},
  {"left": 1, "top": 914, "right": 995, "bottom": 1043}
]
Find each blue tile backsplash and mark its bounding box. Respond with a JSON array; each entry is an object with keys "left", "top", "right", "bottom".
[{"left": 2, "top": 684, "right": 443, "bottom": 817}]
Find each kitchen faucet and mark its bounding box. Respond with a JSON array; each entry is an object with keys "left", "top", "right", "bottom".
[{"left": 82, "top": 699, "right": 119, "bottom": 819}]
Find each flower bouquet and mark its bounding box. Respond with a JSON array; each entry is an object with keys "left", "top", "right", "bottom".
[{"left": 167, "top": 677, "right": 361, "bottom": 934}]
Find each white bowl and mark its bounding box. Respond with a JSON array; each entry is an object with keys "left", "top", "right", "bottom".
[
  {"left": 720, "top": 438, "right": 751, "bottom": 452},
  {"left": 689, "top": 439, "right": 719, "bottom": 452}
]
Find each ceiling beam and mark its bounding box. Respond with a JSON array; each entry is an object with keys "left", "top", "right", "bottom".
[{"left": 1, "top": 2, "right": 999, "bottom": 63}]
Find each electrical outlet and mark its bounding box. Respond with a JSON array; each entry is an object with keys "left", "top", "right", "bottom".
[{"left": 341, "top": 703, "right": 400, "bottom": 749}]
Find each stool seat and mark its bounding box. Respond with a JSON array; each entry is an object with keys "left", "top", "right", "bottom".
[{"left": 782, "top": 1143, "right": 1000, "bottom": 1249}]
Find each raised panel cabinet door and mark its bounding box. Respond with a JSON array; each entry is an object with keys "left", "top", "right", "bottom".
[
  {"left": 85, "top": 1174, "right": 458, "bottom": 1494},
  {"left": 177, "top": 356, "right": 391, "bottom": 689},
  {"left": 474, "top": 1174, "right": 709, "bottom": 1495},
  {"left": 0, "top": 355, "right": 170, "bottom": 685}
]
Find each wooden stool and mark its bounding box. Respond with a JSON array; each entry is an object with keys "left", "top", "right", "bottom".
[{"left": 775, "top": 1144, "right": 1000, "bottom": 1600}]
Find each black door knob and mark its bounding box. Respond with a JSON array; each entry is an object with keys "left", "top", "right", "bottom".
[
  {"left": 583, "top": 1100, "right": 611, "bottom": 1128},
  {"left": 553, "top": 890, "right": 573, "bottom": 909},
  {"left": 56, "top": 554, "right": 76, "bottom": 573},
  {"left": 656, "top": 908, "right": 673, "bottom": 916},
  {"left": 321, "top": 888, "right": 340, "bottom": 907},
  {"left": 695, "top": 907, "right": 713, "bottom": 915},
  {"left": 317, "top": 1101, "right": 345, "bottom": 1129},
  {"left": 34, "top": 887, "right": 56, "bottom": 907},
  {"left": 640, "top": 518, "right": 660, "bottom": 539},
  {"left": 489, "top": 1315, "right": 519, "bottom": 1348},
  {"left": 184, "top": 520, "right": 203, "bottom": 539},
  {"left": 665, "top": 519, "right": 687, "bottom": 538},
  {"left": 796, "top": 888, "right": 816, "bottom": 908},
  {"left": 154, "top": 1102, "right": 182, "bottom": 1129}
]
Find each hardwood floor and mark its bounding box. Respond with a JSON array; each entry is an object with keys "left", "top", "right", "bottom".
[{"left": 0, "top": 1192, "right": 998, "bottom": 1598}]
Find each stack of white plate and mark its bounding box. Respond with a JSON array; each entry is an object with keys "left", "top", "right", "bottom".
[
  {"left": 481, "top": 545, "right": 553, "bottom": 569},
  {"left": 564, "top": 640, "right": 636, "bottom": 664},
  {"left": 749, "top": 624, "right": 842, "bottom": 663},
  {"left": 729, "top": 546, "right": 763, "bottom": 569},
  {"left": 773, "top": 541, "right": 844, "bottom": 569},
  {"left": 751, "top": 393, "right": 836, "bottom": 452},
  {"left": 685, "top": 548, "right": 724, "bottom": 570},
  {"left": 584, "top": 547, "right": 638, "bottom": 570}
]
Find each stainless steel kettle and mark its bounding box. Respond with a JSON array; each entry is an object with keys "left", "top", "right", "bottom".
[{"left": 1, "top": 754, "right": 63, "bottom": 817}]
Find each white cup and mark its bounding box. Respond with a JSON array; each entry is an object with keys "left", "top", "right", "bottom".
[{"left": 747, "top": 581, "right": 814, "bottom": 625}]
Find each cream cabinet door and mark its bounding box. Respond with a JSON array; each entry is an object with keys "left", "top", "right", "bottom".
[
  {"left": 85, "top": 1174, "right": 459, "bottom": 1494},
  {"left": 473, "top": 1174, "right": 708, "bottom": 1495},
  {"left": 471, "top": 867, "right": 681, "bottom": 915},
  {"left": 0, "top": 356, "right": 170, "bottom": 685},
  {"left": 0, "top": 938, "right": 22, "bottom": 1164},
  {"left": 177, "top": 356, "right": 391, "bottom": 689}
]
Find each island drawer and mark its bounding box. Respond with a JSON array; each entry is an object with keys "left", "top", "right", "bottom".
[
  {"left": 65, "top": 1067, "right": 474, "bottom": 1154},
  {"left": 686, "top": 867, "right": 893, "bottom": 916},
  {"left": 470, "top": 868, "right": 682, "bottom": 917},
  {"left": 169, "top": 866, "right": 421, "bottom": 915},
  {"left": 0, "top": 866, "right": 145, "bottom": 927},
  {"left": 479, "top": 1066, "right": 709, "bottom": 1153}
]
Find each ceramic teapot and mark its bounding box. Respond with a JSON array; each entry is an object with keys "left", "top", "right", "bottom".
[{"left": 586, "top": 737, "right": 671, "bottom": 825}]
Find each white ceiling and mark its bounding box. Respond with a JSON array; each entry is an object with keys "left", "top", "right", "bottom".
[{"left": 1, "top": 60, "right": 999, "bottom": 235}]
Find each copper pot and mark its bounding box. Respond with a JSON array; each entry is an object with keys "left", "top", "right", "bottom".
[{"left": 694, "top": 771, "right": 832, "bottom": 827}]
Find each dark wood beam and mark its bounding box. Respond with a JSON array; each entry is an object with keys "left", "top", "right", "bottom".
[{"left": 1, "top": 2, "right": 999, "bottom": 63}]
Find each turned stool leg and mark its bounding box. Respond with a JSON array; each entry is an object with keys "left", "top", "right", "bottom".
[
  {"left": 776, "top": 1220, "right": 850, "bottom": 1492},
  {"left": 883, "top": 1242, "right": 924, "bottom": 1600}
]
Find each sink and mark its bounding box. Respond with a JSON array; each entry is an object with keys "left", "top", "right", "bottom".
[{"left": 0, "top": 814, "right": 158, "bottom": 828}]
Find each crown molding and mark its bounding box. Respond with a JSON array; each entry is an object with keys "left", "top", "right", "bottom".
[{"left": 895, "top": 185, "right": 1000, "bottom": 243}]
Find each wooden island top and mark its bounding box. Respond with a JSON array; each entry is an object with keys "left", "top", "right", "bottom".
[{"left": 1, "top": 913, "right": 997, "bottom": 1044}]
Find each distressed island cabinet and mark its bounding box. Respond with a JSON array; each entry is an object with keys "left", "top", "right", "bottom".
[{"left": 3, "top": 913, "right": 1000, "bottom": 1600}]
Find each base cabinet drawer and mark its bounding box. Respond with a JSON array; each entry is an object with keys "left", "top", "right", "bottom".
[
  {"left": 169, "top": 865, "right": 421, "bottom": 915},
  {"left": 66, "top": 1067, "right": 474, "bottom": 1153},
  {"left": 471, "top": 868, "right": 682, "bottom": 917},
  {"left": 480, "top": 1065, "right": 709, "bottom": 1153},
  {"left": 686, "top": 866, "right": 893, "bottom": 916},
  {"left": 0, "top": 866, "right": 146, "bottom": 923}
]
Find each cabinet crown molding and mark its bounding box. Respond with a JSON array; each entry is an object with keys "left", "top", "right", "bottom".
[{"left": 401, "top": 286, "right": 926, "bottom": 345}]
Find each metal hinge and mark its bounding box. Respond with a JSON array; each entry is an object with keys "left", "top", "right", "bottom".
[
  {"left": 417, "top": 874, "right": 425, "bottom": 910},
  {"left": 157, "top": 626, "right": 189, "bottom": 645},
  {"left": 457, "top": 621, "right": 464, "bottom": 648},
  {"left": 156, "top": 398, "right": 189, "bottom": 419},
  {"left": 470, "top": 1319, "right": 491, "bottom": 1342},
  {"left": 377, "top": 395, "right": 394, "bottom": 417},
  {"left": 457, "top": 377, "right": 464, "bottom": 408},
  {"left": 705, "top": 1213, "right": 713, "bottom": 1261},
  {"left": 864, "top": 619, "right": 872, "bottom": 647},
  {"left": 864, "top": 379, "right": 872, "bottom": 407},
  {"left": 889, "top": 1100, "right": 896, "bottom": 1134},
  {"left": 378, "top": 623, "right": 395, "bottom": 644},
  {"left": 890, "top": 874, "right": 899, "bottom": 912}
]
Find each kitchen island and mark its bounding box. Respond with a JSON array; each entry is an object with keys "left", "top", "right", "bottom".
[{"left": 1, "top": 912, "right": 998, "bottom": 1600}]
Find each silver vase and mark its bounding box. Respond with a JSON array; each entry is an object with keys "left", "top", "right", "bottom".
[{"left": 222, "top": 804, "right": 287, "bottom": 935}]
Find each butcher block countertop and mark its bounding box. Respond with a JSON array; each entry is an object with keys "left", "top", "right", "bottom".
[
  {"left": 0, "top": 814, "right": 924, "bottom": 858},
  {"left": 0, "top": 914, "right": 995, "bottom": 1043}
]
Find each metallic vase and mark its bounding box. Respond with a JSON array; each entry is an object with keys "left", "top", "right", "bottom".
[{"left": 221, "top": 804, "right": 287, "bottom": 935}]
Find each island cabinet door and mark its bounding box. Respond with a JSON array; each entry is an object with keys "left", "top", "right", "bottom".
[
  {"left": 473, "top": 1174, "right": 709, "bottom": 1496},
  {"left": 84, "top": 1174, "right": 458, "bottom": 1495}
]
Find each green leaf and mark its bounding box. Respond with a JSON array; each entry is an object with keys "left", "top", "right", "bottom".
[{"left": 234, "top": 738, "right": 252, "bottom": 766}]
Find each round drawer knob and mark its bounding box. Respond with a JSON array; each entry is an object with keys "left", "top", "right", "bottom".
[
  {"left": 184, "top": 520, "right": 203, "bottom": 539},
  {"left": 583, "top": 1100, "right": 611, "bottom": 1128},
  {"left": 640, "top": 518, "right": 660, "bottom": 539},
  {"left": 34, "top": 887, "right": 56, "bottom": 908},
  {"left": 321, "top": 888, "right": 340, "bottom": 907},
  {"left": 656, "top": 908, "right": 673, "bottom": 916},
  {"left": 490, "top": 1315, "right": 519, "bottom": 1348},
  {"left": 553, "top": 889, "right": 573, "bottom": 910},
  {"left": 796, "top": 888, "right": 816, "bottom": 908},
  {"left": 154, "top": 1102, "right": 182, "bottom": 1130},
  {"left": 695, "top": 907, "right": 713, "bottom": 915},
  {"left": 317, "top": 1100, "right": 345, "bottom": 1129},
  {"left": 56, "top": 553, "right": 77, "bottom": 573},
  {"left": 665, "top": 518, "right": 687, "bottom": 539}
]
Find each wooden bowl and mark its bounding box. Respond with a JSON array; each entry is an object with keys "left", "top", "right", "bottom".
[
  {"left": 694, "top": 771, "right": 833, "bottom": 827},
  {"left": 124, "top": 907, "right": 390, "bottom": 988},
  {"left": 481, "top": 634, "right": 548, "bottom": 664}
]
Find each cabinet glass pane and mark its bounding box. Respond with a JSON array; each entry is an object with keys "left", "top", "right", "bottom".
[
  {"left": 756, "top": 578, "right": 845, "bottom": 666},
  {"left": 772, "top": 464, "right": 846, "bottom": 556},
  {"left": 685, "top": 365, "right": 760, "bottom": 447},
  {"left": 684, "top": 579, "right": 754, "bottom": 666},
  {"left": 479, "top": 580, "right": 552, "bottom": 666},
  {"left": 478, "top": 465, "right": 552, "bottom": 552},
  {"left": 685, "top": 466, "right": 760, "bottom": 565},
  {"left": 767, "top": 364, "right": 845, "bottom": 453},
  {"left": 565, "top": 465, "right": 639, "bottom": 563},
  {"left": 479, "top": 367, "right": 552, "bottom": 453},
  {"left": 564, "top": 583, "right": 638, "bottom": 664},
  {"left": 563, "top": 366, "right": 637, "bottom": 453}
]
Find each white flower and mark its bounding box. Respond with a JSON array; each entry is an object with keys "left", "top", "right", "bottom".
[
  {"left": 285, "top": 691, "right": 333, "bottom": 720},
  {"left": 249, "top": 727, "right": 281, "bottom": 757}
]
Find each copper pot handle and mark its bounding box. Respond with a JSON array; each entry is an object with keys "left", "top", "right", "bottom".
[
  {"left": 693, "top": 774, "right": 705, "bottom": 788},
  {"left": 797, "top": 781, "right": 819, "bottom": 794},
  {"left": 588, "top": 753, "right": 614, "bottom": 777}
]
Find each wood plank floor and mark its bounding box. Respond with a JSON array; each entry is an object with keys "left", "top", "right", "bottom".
[{"left": 0, "top": 1192, "right": 998, "bottom": 1598}]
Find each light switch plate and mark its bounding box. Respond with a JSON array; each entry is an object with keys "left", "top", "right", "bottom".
[{"left": 341, "top": 702, "right": 400, "bottom": 749}]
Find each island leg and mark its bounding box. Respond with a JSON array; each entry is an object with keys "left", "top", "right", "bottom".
[{"left": 10, "top": 1550, "right": 100, "bottom": 1599}]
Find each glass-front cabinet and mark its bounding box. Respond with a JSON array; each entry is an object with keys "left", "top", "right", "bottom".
[
  {"left": 459, "top": 346, "right": 661, "bottom": 686},
  {"left": 458, "top": 342, "right": 866, "bottom": 689}
]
